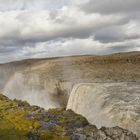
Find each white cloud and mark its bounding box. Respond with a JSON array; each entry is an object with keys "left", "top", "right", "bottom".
[
  {"left": 124, "top": 20, "right": 140, "bottom": 38},
  {"left": 0, "top": 7, "right": 125, "bottom": 43},
  {"left": 0, "top": 0, "right": 140, "bottom": 63},
  {"left": 0, "top": 0, "right": 70, "bottom": 11}
]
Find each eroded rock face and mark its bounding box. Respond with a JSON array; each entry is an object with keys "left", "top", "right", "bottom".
[
  {"left": 1, "top": 52, "right": 140, "bottom": 110},
  {"left": 71, "top": 126, "right": 138, "bottom": 140},
  {"left": 3, "top": 72, "right": 72, "bottom": 109},
  {"left": 0, "top": 93, "right": 138, "bottom": 140},
  {"left": 0, "top": 52, "right": 140, "bottom": 139}
]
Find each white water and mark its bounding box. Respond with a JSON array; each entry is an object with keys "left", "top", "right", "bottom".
[{"left": 67, "top": 82, "right": 140, "bottom": 136}]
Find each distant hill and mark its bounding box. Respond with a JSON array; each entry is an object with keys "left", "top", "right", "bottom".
[{"left": 1, "top": 51, "right": 140, "bottom": 82}]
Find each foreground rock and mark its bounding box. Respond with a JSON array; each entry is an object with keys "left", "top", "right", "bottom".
[{"left": 0, "top": 94, "right": 138, "bottom": 140}]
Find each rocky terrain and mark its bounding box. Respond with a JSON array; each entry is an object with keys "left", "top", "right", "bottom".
[
  {"left": 0, "top": 51, "right": 140, "bottom": 139},
  {"left": 0, "top": 51, "right": 140, "bottom": 107},
  {"left": 0, "top": 93, "right": 139, "bottom": 140}
]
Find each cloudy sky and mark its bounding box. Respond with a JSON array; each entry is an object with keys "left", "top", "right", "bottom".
[{"left": 0, "top": 0, "right": 140, "bottom": 63}]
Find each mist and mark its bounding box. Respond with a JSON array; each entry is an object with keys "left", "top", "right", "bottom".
[{"left": 3, "top": 72, "right": 61, "bottom": 109}]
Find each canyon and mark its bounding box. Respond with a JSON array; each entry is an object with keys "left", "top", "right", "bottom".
[{"left": 0, "top": 51, "right": 140, "bottom": 137}]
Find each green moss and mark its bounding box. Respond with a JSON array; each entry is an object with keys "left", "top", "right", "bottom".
[
  {"left": 33, "top": 121, "right": 41, "bottom": 129},
  {"left": 0, "top": 94, "right": 8, "bottom": 101},
  {"left": 44, "top": 118, "right": 49, "bottom": 122},
  {"left": 55, "top": 125, "right": 65, "bottom": 133},
  {"left": 1, "top": 108, "right": 34, "bottom": 131},
  {"left": 58, "top": 110, "right": 88, "bottom": 127},
  {"left": 48, "top": 108, "right": 65, "bottom": 116},
  {"left": 0, "top": 94, "right": 73, "bottom": 139},
  {"left": 0, "top": 118, "right": 28, "bottom": 140},
  {"left": 40, "top": 130, "right": 70, "bottom": 140},
  {"left": 0, "top": 101, "right": 17, "bottom": 110},
  {"left": 0, "top": 94, "right": 87, "bottom": 140},
  {"left": 0, "top": 118, "right": 14, "bottom": 131}
]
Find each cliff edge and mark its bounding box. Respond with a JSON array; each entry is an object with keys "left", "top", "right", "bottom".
[{"left": 0, "top": 93, "right": 139, "bottom": 140}]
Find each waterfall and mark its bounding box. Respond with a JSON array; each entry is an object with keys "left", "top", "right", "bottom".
[{"left": 67, "top": 82, "right": 140, "bottom": 136}]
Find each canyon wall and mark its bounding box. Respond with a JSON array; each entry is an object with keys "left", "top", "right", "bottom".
[
  {"left": 0, "top": 52, "right": 140, "bottom": 136},
  {"left": 3, "top": 72, "right": 72, "bottom": 109}
]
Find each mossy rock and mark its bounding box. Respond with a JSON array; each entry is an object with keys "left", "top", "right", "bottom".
[
  {"left": 0, "top": 94, "right": 8, "bottom": 101},
  {"left": 40, "top": 131, "right": 70, "bottom": 140},
  {"left": 0, "top": 94, "right": 71, "bottom": 140},
  {"left": 0, "top": 119, "right": 28, "bottom": 140},
  {"left": 0, "top": 94, "right": 138, "bottom": 140}
]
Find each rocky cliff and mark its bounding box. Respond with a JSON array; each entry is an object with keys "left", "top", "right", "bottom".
[
  {"left": 0, "top": 51, "right": 140, "bottom": 108},
  {"left": 0, "top": 51, "right": 140, "bottom": 139},
  {"left": 0, "top": 93, "right": 139, "bottom": 140}
]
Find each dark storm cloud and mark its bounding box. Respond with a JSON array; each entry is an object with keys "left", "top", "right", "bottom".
[
  {"left": 107, "top": 45, "right": 140, "bottom": 55},
  {"left": 81, "top": 0, "right": 140, "bottom": 14},
  {"left": 0, "top": 47, "right": 16, "bottom": 54},
  {"left": 94, "top": 26, "right": 125, "bottom": 43}
]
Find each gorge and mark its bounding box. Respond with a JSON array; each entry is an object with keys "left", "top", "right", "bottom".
[{"left": 0, "top": 51, "right": 140, "bottom": 138}]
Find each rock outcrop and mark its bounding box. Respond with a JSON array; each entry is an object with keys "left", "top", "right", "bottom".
[
  {"left": 0, "top": 52, "right": 140, "bottom": 139},
  {"left": 0, "top": 51, "right": 140, "bottom": 109},
  {"left": 0, "top": 93, "right": 139, "bottom": 140}
]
